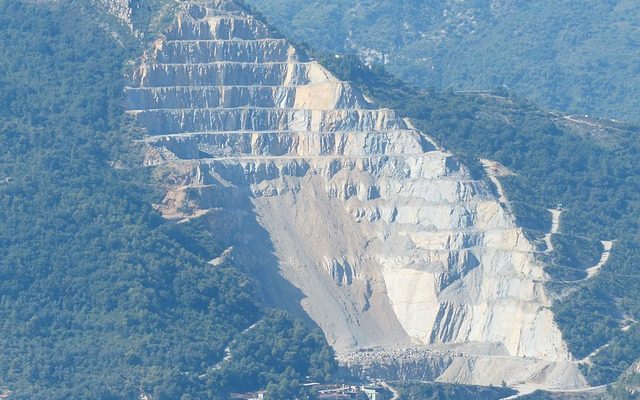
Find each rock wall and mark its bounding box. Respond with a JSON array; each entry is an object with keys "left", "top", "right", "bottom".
[
  {"left": 124, "top": 0, "right": 586, "bottom": 390},
  {"left": 93, "top": 0, "right": 133, "bottom": 27}
]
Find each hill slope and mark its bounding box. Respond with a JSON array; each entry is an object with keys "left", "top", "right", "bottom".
[
  {"left": 245, "top": 0, "right": 640, "bottom": 122},
  {"left": 0, "top": 1, "right": 334, "bottom": 398}
]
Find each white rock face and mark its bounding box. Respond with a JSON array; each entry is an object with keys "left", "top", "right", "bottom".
[
  {"left": 94, "top": 0, "right": 133, "bottom": 27},
  {"left": 125, "top": 0, "right": 585, "bottom": 389}
]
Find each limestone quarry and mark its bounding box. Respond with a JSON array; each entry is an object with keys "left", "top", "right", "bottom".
[{"left": 123, "top": 0, "right": 587, "bottom": 390}]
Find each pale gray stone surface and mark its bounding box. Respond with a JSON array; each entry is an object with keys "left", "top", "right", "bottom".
[{"left": 123, "top": 0, "right": 586, "bottom": 389}]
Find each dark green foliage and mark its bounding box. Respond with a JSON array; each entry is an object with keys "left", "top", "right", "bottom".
[
  {"left": 0, "top": 1, "right": 334, "bottom": 398},
  {"left": 246, "top": 0, "right": 640, "bottom": 122},
  {"left": 556, "top": 242, "right": 640, "bottom": 383},
  {"left": 554, "top": 288, "right": 620, "bottom": 359},
  {"left": 583, "top": 325, "right": 640, "bottom": 386},
  {"left": 540, "top": 234, "right": 604, "bottom": 282},
  {"left": 605, "top": 362, "right": 640, "bottom": 399},
  {"left": 518, "top": 391, "right": 558, "bottom": 400},
  {"left": 558, "top": 242, "right": 640, "bottom": 384},
  {"left": 393, "top": 381, "right": 515, "bottom": 400},
  {"left": 552, "top": 234, "right": 603, "bottom": 271},
  {"left": 210, "top": 310, "right": 336, "bottom": 397},
  {"left": 511, "top": 201, "right": 552, "bottom": 238}
]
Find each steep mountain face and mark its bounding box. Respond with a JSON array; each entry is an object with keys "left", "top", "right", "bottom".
[
  {"left": 245, "top": 0, "right": 640, "bottom": 122},
  {"left": 124, "top": 0, "right": 585, "bottom": 389}
]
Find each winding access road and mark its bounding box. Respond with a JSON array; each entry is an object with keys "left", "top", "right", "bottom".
[{"left": 544, "top": 209, "right": 562, "bottom": 252}]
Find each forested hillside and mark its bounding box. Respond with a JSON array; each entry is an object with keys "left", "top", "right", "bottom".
[
  {"left": 605, "top": 361, "right": 640, "bottom": 399},
  {"left": 245, "top": 0, "right": 640, "bottom": 122},
  {"left": 311, "top": 52, "right": 640, "bottom": 386},
  {"left": 0, "top": 2, "right": 334, "bottom": 399}
]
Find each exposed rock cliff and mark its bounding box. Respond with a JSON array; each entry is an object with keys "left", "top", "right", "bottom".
[
  {"left": 125, "top": 0, "right": 585, "bottom": 389},
  {"left": 94, "top": 0, "right": 133, "bottom": 27}
]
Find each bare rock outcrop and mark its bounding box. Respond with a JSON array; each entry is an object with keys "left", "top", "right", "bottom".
[
  {"left": 124, "top": 0, "right": 586, "bottom": 390},
  {"left": 93, "top": 0, "right": 133, "bottom": 27}
]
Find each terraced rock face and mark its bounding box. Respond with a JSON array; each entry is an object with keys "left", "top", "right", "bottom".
[{"left": 125, "top": 0, "right": 585, "bottom": 389}]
